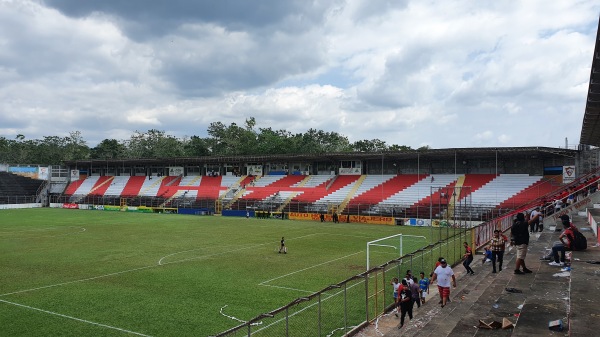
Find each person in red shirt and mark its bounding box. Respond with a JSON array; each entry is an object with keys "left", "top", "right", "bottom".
[
  {"left": 462, "top": 242, "right": 475, "bottom": 275},
  {"left": 549, "top": 215, "right": 577, "bottom": 266}
]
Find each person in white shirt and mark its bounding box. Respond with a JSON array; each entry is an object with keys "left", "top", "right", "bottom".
[
  {"left": 530, "top": 207, "right": 542, "bottom": 232},
  {"left": 431, "top": 258, "right": 456, "bottom": 308}
]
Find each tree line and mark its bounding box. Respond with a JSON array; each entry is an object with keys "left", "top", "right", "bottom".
[{"left": 0, "top": 118, "right": 429, "bottom": 165}]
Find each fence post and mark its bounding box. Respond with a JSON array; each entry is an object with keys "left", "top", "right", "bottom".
[
  {"left": 364, "top": 274, "right": 369, "bottom": 322},
  {"left": 318, "top": 293, "right": 322, "bottom": 337},
  {"left": 344, "top": 283, "right": 348, "bottom": 336}
]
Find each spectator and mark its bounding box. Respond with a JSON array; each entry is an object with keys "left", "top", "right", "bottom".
[
  {"left": 431, "top": 258, "right": 456, "bottom": 308},
  {"left": 410, "top": 276, "right": 421, "bottom": 309},
  {"left": 567, "top": 192, "right": 575, "bottom": 206},
  {"left": 481, "top": 247, "right": 492, "bottom": 266},
  {"left": 554, "top": 199, "right": 563, "bottom": 213},
  {"left": 397, "top": 279, "right": 413, "bottom": 329},
  {"left": 510, "top": 212, "right": 540, "bottom": 274},
  {"left": 390, "top": 277, "right": 400, "bottom": 317},
  {"left": 431, "top": 257, "right": 444, "bottom": 277},
  {"left": 489, "top": 229, "right": 508, "bottom": 273},
  {"left": 462, "top": 242, "right": 475, "bottom": 275},
  {"left": 530, "top": 207, "right": 542, "bottom": 233},
  {"left": 404, "top": 270, "right": 415, "bottom": 286},
  {"left": 548, "top": 215, "right": 578, "bottom": 267},
  {"left": 419, "top": 272, "right": 430, "bottom": 304}
]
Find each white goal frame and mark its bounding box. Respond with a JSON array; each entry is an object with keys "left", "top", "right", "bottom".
[{"left": 366, "top": 234, "right": 427, "bottom": 270}]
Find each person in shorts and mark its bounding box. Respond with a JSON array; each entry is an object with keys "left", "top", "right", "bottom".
[
  {"left": 419, "top": 272, "right": 430, "bottom": 304},
  {"left": 510, "top": 212, "right": 540, "bottom": 274},
  {"left": 278, "top": 237, "right": 287, "bottom": 254},
  {"left": 391, "top": 277, "right": 400, "bottom": 316},
  {"left": 431, "top": 258, "right": 456, "bottom": 307}
]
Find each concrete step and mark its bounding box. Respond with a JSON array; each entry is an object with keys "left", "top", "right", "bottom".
[{"left": 374, "top": 221, "right": 578, "bottom": 337}]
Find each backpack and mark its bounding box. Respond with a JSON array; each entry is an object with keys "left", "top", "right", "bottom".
[{"left": 568, "top": 230, "right": 587, "bottom": 251}]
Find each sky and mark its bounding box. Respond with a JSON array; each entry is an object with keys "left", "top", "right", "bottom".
[{"left": 0, "top": 0, "right": 599, "bottom": 149}]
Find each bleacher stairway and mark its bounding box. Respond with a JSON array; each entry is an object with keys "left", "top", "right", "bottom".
[{"left": 360, "top": 195, "right": 600, "bottom": 337}]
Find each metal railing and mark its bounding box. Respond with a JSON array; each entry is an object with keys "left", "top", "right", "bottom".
[
  {"left": 0, "top": 195, "right": 38, "bottom": 204},
  {"left": 210, "top": 228, "right": 471, "bottom": 337}
]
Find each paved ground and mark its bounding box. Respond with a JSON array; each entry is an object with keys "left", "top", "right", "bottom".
[{"left": 353, "top": 212, "right": 600, "bottom": 337}]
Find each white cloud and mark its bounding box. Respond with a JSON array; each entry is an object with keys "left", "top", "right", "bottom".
[
  {"left": 0, "top": 0, "right": 598, "bottom": 149},
  {"left": 475, "top": 131, "right": 494, "bottom": 141}
]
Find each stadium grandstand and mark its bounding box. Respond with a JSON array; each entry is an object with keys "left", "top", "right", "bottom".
[{"left": 2, "top": 145, "right": 594, "bottom": 224}]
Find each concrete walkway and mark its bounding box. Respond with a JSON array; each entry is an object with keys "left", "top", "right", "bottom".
[{"left": 355, "top": 213, "right": 600, "bottom": 337}]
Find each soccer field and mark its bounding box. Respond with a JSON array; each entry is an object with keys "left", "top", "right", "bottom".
[{"left": 0, "top": 208, "right": 453, "bottom": 336}]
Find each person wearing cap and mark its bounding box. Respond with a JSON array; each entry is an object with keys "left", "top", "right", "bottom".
[
  {"left": 431, "top": 258, "right": 456, "bottom": 308},
  {"left": 430, "top": 257, "right": 444, "bottom": 277},
  {"left": 510, "top": 212, "right": 541, "bottom": 274}
]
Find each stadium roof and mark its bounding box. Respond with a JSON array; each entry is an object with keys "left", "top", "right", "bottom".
[
  {"left": 580, "top": 16, "right": 600, "bottom": 147},
  {"left": 65, "top": 146, "right": 577, "bottom": 167}
]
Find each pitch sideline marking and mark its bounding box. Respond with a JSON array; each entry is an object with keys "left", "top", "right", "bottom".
[
  {"left": 0, "top": 265, "right": 155, "bottom": 297},
  {"left": 259, "top": 251, "right": 363, "bottom": 286},
  {"left": 0, "top": 227, "right": 86, "bottom": 238},
  {"left": 1, "top": 233, "right": 322, "bottom": 297},
  {"left": 252, "top": 278, "right": 366, "bottom": 335},
  {"left": 0, "top": 299, "right": 151, "bottom": 336},
  {"left": 158, "top": 232, "right": 320, "bottom": 265}
]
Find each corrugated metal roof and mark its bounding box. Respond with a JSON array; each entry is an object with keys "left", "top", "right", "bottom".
[{"left": 580, "top": 16, "right": 600, "bottom": 146}]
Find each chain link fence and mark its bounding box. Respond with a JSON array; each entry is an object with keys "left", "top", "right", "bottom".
[{"left": 211, "top": 227, "right": 472, "bottom": 337}]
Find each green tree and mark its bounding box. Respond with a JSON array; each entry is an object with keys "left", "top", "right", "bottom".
[
  {"left": 63, "top": 131, "right": 90, "bottom": 161},
  {"left": 182, "top": 136, "right": 211, "bottom": 157},
  {"left": 388, "top": 144, "right": 413, "bottom": 151},
  {"left": 91, "top": 139, "right": 127, "bottom": 159},
  {"left": 256, "top": 128, "right": 292, "bottom": 154},
  {"left": 352, "top": 139, "right": 388, "bottom": 152},
  {"left": 207, "top": 119, "right": 258, "bottom": 155},
  {"left": 125, "top": 129, "right": 184, "bottom": 158}
]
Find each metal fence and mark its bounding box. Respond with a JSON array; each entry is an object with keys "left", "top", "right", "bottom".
[
  {"left": 0, "top": 195, "right": 38, "bottom": 204},
  {"left": 211, "top": 228, "right": 471, "bottom": 337}
]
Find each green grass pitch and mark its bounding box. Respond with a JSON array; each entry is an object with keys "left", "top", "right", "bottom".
[{"left": 0, "top": 208, "right": 451, "bottom": 336}]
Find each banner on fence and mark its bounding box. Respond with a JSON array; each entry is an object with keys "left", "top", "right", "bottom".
[{"left": 288, "top": 212, "right": 394, "bottom": 225}]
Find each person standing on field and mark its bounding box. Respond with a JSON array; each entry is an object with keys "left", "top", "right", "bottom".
[{"left": 279, "top": 237, "right": 287, "bottom": 254}]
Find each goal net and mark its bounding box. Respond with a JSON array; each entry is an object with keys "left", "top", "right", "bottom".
[{"left": 366, "top": 234, "right": 428, "bottom": 270}]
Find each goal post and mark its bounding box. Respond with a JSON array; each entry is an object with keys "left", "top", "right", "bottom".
[{"left": 366, "top": 234, "right": 427, "bottom": 270}]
